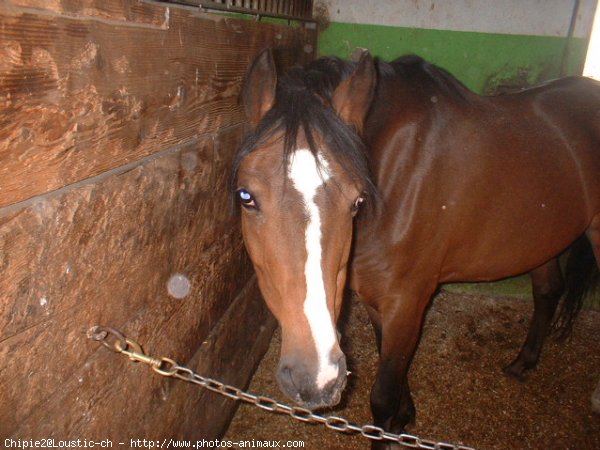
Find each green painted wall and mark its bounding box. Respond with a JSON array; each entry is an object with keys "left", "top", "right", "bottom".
[{"left": 318, "top": 22, "right": 589, "bottom": 94}]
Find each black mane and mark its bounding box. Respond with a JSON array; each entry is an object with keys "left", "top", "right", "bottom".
[
  {"left": 231, "top": 56, "right": 376, "bottom": 202},
  {"left": 231, "top": 54, "right": 471, "bottom": 204},
  {"left": 379, "top": 54, "right": 472, "bottom": 102}
]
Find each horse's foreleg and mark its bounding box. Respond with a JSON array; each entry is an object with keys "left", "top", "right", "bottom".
[
  {"left": 587, "top": 213, "right": 600, "bottom": 271},
  {"left": 504, "top": 257, "right": 564, "bottom": 380},
  {"left": 371, "top": 349, "right": 416, "bottom": 431},
  {"left": 364, "top": 302, "right": 382, "bottom": 353},
  {"left": 366, "top": 290, "right": 433, "bottom": 449}
]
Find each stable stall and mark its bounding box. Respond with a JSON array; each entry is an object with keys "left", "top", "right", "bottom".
[{"left": 1, "top": 1, "right": 599, "bottom": 449}]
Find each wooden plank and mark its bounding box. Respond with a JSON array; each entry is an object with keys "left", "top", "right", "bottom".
[
  {"left": 6, "top": 0, "right": 168, "bottom": 28},
  {"left": 1, "top": 132, "right": 220, "bottom": 340},
  {"left": 0, "top": 125, "right": 234, "bottom": 423},
  {"left": 0, "top": 2, "right": 316, "bottom": 208},
  {"left": 0, "top": 125, "right": 274, "bottom": 438},
  {"left": 175, "top": 282, "right": 277, "bottom": 439},
  {"left": 4, "top": 277, "right": 276, "bottom": 440}
]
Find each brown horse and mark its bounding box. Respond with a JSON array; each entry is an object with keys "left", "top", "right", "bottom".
[{"left": 232, "top": 49, "right": 600, "bottom": 445}]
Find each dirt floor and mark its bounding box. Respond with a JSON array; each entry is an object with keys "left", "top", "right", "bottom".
[{"left": 225, "top": 290, "right": 600, "bottom": 449}]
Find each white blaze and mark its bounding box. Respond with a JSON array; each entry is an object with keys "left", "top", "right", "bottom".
[{"left": 288, "top": 149, "right": 338, "bottom": 389}]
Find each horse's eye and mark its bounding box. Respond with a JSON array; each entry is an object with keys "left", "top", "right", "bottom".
[
  {"left": 352, "top": 196, "right": 364, "bottom": 216},
  {"left": 237, "top": 189, "right": 257, "bottom": 209}
]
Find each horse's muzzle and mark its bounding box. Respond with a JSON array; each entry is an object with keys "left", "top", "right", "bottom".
[{"left": 276, "top": 354, "right": 347, "bottom": 410}]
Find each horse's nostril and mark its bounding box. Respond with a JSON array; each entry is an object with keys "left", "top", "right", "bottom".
[
  {"left": 335, "top": 355, "right": 348, "bottom": 387},
  {"left": 276, "top": 364, "right": 299, "bottom": 397},
  {"left": 277, "top": 364, "right": 292, "bottom": 384}
]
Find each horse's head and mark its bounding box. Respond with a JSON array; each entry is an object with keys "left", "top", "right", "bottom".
[{"left": 232, "top": 49, "right": 376, "bottom": 409}]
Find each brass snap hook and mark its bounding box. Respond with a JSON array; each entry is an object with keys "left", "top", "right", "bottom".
[
  {"left": 88, "top": 325, "right": 161, "bottom": 367},
  {"left": 88, "top": 326, "right": 127, "bottom": 353}
]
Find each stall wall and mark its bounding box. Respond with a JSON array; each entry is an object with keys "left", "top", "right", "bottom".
[
  {"left": 316, "top": 0, "right": 596, "bottom": 93},
  {"left": 0, "top": 0, "right": 315, "bottom": 441}
]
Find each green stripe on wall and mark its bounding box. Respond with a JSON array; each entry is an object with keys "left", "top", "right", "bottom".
[{"left": 318, "top": 22, "right": 589, "bottom": 94}]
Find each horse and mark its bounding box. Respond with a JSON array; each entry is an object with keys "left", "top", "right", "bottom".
[{"left": 231, "top": 48, "right": 600, "bottom": 447}]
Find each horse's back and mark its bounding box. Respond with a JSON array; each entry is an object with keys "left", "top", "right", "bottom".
[
  {"left": 480, "top": 76, "right": 600, "bottom": 215},
  {"left": 360, "top": 66, "right": 600, "bottom": 283}
]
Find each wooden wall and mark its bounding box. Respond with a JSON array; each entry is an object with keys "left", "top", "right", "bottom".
[{"left": 0, "top": 0, "right": 316, "bottom": 441}]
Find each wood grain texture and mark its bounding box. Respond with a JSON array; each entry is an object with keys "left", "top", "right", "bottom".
[
  {"left": 0, "top": 0, "right": 316, "bottom": 208},
  {"left": 0, "top": 126, "right": 265, "bottom": 438},
  {"left": 1, "top": 132, "right": 232, "bottom": 341},
  {"left": 7, "top": 0, "right": 168, "bottom": 27},
  {"left": 0, "top": 0, "right": 315, "bottom": 441}
]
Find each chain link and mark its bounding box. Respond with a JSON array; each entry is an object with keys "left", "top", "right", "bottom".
[{"left": 88, "top": 326, "right": 475, "bottom": 450}]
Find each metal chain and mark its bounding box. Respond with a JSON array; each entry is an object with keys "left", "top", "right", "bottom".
[{"left": 88, "top": 326, "right": 475, "bottom": 450}]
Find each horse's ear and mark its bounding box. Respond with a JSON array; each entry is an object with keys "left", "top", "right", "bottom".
[
  {"left": 332, "top": 50, "right": 376, "bottom": 135},
  {"left": 242, "top": 49, "right": 277, "bottom": 128}
]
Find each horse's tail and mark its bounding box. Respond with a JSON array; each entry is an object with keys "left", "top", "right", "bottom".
[{"left": 553, "top": 234, "right": 599, "bottom": 338}]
